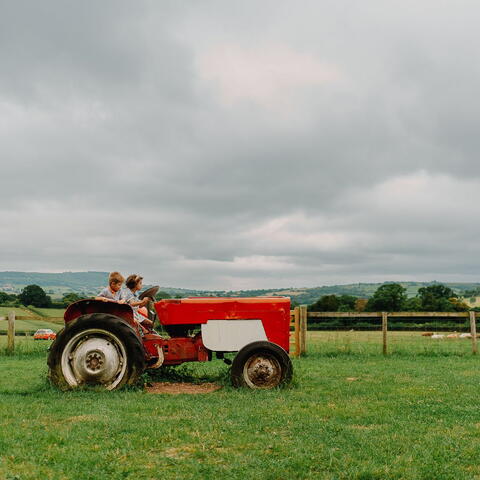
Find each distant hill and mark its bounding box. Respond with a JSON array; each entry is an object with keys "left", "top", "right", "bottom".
[
  {"left": 0, "top": 271, "right": 108, "bottom": 297},
  {"left": 1, "top": 271, "right": 479, "bottom": 304}
]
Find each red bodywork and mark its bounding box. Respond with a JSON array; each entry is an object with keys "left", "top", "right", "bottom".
[
  {"left": 154, "top": 297, "right": 291, "bottom": 352},
  {"left": 64, "top": 297, "right": 290, "bottom": 366}
]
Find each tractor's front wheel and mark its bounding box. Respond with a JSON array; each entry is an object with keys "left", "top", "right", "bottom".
[
  {"left": 48, "top": 314, "right": 146, "bottom": 390},
  {"left": 231, "top": 341, "right": 293, "bottom": 389}
]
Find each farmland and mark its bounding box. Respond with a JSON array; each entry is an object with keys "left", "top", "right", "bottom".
[
  {"left": 1, "top": 332, "right": 480, "bottom": 479},
  {"left": 0, "top": 306, "right": 35, "bottom": 317},
  {"left": 0, "top": 307, "right": 63, "bottom": 334},
  {"left": 0, "top": 309, "right": 63, "bottom": 335}
]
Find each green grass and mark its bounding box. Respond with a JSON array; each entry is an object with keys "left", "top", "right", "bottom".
[
  {"left": 309, "top": 330, "right": 475, "bottom": 356},
  {"left": 0, "top": 318, "right": 61, "bottom": 334},
  {"left": 0, "top": 306, "right": 35, "bottom": 317},
  {"left": 0, "top": 306, "right": 64, "bottom": 333},
  {"left": 32, "top": 307, "right": 66, "bottom": 318},
  {"left": 1, "top": 333, "right": 480, "bottom": 479}
]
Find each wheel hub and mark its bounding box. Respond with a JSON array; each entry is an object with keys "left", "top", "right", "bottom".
[
  {"left": 85, "top": 351, "right": 104, "bottom": 371},
  {"left": 244, "top": 354, "right": 282, "bottom": 388},
  {"left": 61, "top": 329, "right": 127, "bottom": 389}
]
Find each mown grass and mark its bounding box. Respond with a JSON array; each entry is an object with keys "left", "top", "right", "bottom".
[
  {"left": 0, "top": 306, "right": 63, "bottom": 334},
  {"left": 1, "top": 333, "right": 480, "bottom": 479},
  {"left": 0, "top": 318, "right": 61, "bottom": 334},
  {"left": 0, "top": 306, "right": 34, "bottom": 317},
  {"left": 33, "top": 308, "right": 66, "bottom": 318}
]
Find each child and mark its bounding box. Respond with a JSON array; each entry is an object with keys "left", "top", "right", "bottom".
[
  {"left": 95, "top": 272, "right": 126, "bottom": 303},
  {"left": 123, "top": 274, "right": 153, "bottom": 328}
]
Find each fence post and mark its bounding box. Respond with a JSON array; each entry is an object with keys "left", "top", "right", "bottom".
[
  {"left": 469, "top": 311, "right": 478, "bottom": 355},
  {"left": 294, "top": 307, "right": 300, "bottom": 357},
  {"left": 382, "top": 312, "right": 388, "bottom": 355},
  {"left": 299, "top": 305, "right": 307, "bottom": 355},
  {"left": 7, "top": 311, "right": 15, "bottom": 354}
]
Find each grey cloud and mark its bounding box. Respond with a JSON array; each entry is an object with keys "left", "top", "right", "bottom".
[{"left": 1, "top": 0, "right": 480, "bottom": 288}]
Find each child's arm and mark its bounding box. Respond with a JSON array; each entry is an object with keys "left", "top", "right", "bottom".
[
  {"left": 127, "top": 297, "right": 149, "bottom": 308},
  {"left": 95, "top": 296, "right": 110, "bottom": 302},
  {"left": 96, "top": 287, "right": 122, "bottom": 303}
]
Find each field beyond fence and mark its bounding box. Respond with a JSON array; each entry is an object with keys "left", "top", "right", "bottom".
[{"left": 2, "top": 307, "right": 480, "bottom": 356}]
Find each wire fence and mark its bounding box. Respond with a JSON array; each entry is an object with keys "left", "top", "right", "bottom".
[
  {"left": 1, "top": 308, "right": 309, "bottom": 358},
  {"left": 308, "top": 311, "right": 478, "bottom": 356},
  {"left": 3, "top": 308, "right": 475, "bottom": 357}
]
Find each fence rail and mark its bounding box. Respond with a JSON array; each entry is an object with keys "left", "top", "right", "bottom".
[
  {"left": 308, "top": 311, "right": 471, "bottom": 318},
  {"left": 307, "top": 311, "right": 479, "bottom": 355},
  {"left": 2, "top": 309, "right": 478, "bottom": 356},
  {"left": 2, "top": 309, "right": 309, "bottom": 358}
]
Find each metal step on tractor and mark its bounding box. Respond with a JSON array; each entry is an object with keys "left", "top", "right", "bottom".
[{"left": 47, "top": 288, "right": 293, "bottom": 390}]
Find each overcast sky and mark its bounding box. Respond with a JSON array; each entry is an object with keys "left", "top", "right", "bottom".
[{"left": 1, "top": 1, "right": 480, "bottom": 290}]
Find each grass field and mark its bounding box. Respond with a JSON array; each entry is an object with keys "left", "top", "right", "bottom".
[
  {"left": 0, "top": 306, "right": 35, "bottom": 317},
  {"left": 1, "top": 332, "right": 480, "bottom": 479},
  {"left": 0, "top": 318, "right": 62, "bottom": 334},
  {"left": 0, "top": 307, "right": 64, "bottom": 333},
  {"left": 33, "top": 308, "right": 66, "bottom": 318}
]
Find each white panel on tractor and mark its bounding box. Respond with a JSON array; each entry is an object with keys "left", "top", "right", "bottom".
[{"left": 201, "top": 319, "right": 268, "bottom": 352}]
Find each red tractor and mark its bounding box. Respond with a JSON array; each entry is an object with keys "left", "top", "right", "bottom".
[{"left": 47, "top": 291, "right": 293, "bottom": 390}]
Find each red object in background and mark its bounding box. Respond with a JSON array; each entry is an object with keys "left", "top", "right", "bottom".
[
  {"left": 34, "top": 329, "right": 56, "bottom": 340},
  {"left": 154, "top": 297, "right": 291, "bottom": 352}
]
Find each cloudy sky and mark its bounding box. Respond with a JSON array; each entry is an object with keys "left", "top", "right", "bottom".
[{"left": 1, "top": 1, "right": 480, "bottom": 290}]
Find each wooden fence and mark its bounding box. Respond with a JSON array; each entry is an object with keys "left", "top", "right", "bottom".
[
  {"left": 2, "top": 310, "right": 309, "bottom": 358},
  {"left": 309, "top": 311, "right": 479, "bottom": 355},
  {"left": 290, "top": 306, "right": 308, "bottom": 357},
  {"left": 4, "top": 309, "right": 477, "bottom": 357},
  {"left": 3, "top": 309, "right": 479, "bottom": 356}
]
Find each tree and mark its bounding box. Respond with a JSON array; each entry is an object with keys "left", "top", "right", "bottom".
[
  {"left": 61, "top": 292, "right": 82, "bottom": 307},
  {"left": 155, "top": 291, "right": 172, "bottom": 300},
  {"left": 337, "top": 295, "right": 357, "bottom": 312},
  {"left": 354, "top": 298, "right": 368, "bottom": 312},
  {"left": 19, "top": 284, "right": 52, "bottom": 307},
  {"left": 366, "top": 283, "right": 407, "bottom": 312},
  {"left": 290, "top": 299, "right": 300, "bottom": 309},
  {"left": 0, "top": 291, "right": 17, "bottom": 304},
  {"left": 402, "top": 296, "right": 421, "bottom": 311},
  {"left": 418, "top": 284, "right": 456, "bottom": 311},
  {"left": 309, "top": 295, "right": 340, "bottom": 312},
  {"left": 449, "top": 297, "right": 470, "bottom": 312}
]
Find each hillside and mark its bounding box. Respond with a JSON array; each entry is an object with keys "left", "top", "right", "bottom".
[
  {"left": 0, "top": 271, "right": 107, "bottom": 297},
  {"left": 1, "top": 271, "right": 480, "bottom": 304}
]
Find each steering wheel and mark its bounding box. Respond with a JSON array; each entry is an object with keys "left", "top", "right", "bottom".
[
  {"left": 138, "top": 286, "right": 159, "bottom": 301},
  {"left": 138, "top": 286, "right": 160, "bottom": 329}
]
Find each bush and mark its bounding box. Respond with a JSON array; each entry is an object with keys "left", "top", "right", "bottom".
[{"left": 19, "top": 285, "right": 51, "bottom": 308}]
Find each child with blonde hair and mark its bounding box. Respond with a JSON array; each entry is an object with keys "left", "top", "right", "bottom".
[{"left": 95, "top": 272, "right": 126, "bottom": 303}]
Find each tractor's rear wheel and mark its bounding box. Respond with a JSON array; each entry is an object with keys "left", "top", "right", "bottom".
[
  {"left": 231, "top": 341, "right": 293, "bottom": 389},
  {"left": 48, "top": 314, "right": 146, "bottom": 390}
]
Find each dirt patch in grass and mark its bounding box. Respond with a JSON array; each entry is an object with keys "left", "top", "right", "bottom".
[{"left": 145, "top": 382, "right": 222, "bottom": 394}]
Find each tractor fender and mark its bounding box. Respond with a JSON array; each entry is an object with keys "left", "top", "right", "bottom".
[{"left": 64, "top": 299, "right": 137, "bottom": 330}]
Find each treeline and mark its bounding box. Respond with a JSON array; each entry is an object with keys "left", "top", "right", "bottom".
[
  {"left": 309, "top": 284, "right": 469, "bottom": 313},
  {"left": 308, "top": 283, "right": 473, "bottom": 331},
  {"left": 0, "top": 284, "right": 175, "bottom": 309},
  {"left": 0, "top": 285, "right": 84, "bottom": 308}
]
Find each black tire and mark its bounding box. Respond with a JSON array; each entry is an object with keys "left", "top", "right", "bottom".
[
  {"left": 231, "top": 341, "right": 293, "bottom": 389},
  {"left": 47, "top": 313, "right": 146, "bottom": 391}
]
